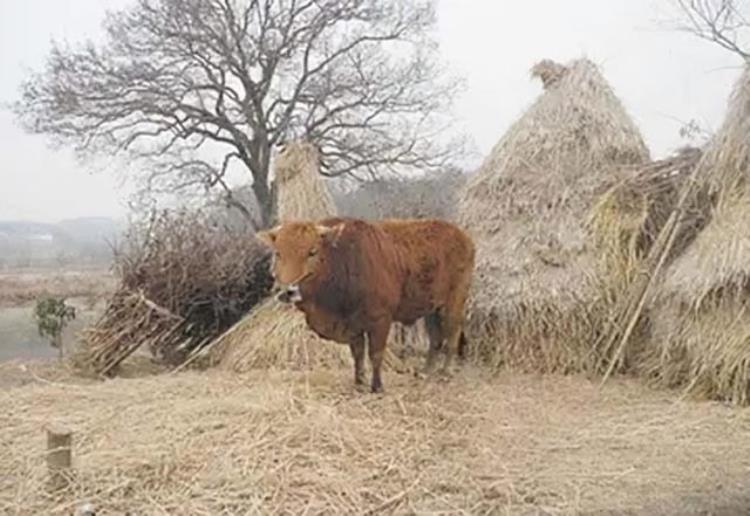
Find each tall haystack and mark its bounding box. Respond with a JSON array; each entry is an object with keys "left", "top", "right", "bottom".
[
  {"left": 458, "top": 58, "right": 649, "bottom": 373},
  {"left": 274, "top": 141, "right": 337, "bottom": 220},
  {"left": 204, "top": 140, "right": 411, "bottom": 374},
  {"left": 644, "top": 66, "right": 750, "bottom": 404}
]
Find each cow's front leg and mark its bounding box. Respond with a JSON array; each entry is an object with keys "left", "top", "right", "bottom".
[
  {"left": 367, "top": 318, "right": 391, "bottom": 394},
  {"left": 349, "top": 334, "right": 366, "bottom": 389}
]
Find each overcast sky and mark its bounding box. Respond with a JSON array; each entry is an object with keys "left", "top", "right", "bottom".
[{"left": 0, "top": 0, "right": 742, "bottom": 223}]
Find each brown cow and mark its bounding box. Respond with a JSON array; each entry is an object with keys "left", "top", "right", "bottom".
[{"left": 257, "top": 216, "right": 475, "bottom": 393}]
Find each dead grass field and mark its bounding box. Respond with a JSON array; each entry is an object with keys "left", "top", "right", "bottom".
[
  {"left": 0, "top": 268, "right": 115, "bottom": 308},
  {"left": 2, "top": 363, "right": 750, "bottom": 515}
]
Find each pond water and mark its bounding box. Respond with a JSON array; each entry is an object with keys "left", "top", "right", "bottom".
[{"left": 0, "top": 299, "right": 103, "bottom": 362}]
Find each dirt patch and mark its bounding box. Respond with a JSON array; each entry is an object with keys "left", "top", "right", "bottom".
[{"left": 2, "top": 367, "right": 749, "bottom": 514}]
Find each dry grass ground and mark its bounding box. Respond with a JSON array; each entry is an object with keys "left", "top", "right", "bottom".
[{"left": 2, "top": 364, "right": 750, "bottom": 515}]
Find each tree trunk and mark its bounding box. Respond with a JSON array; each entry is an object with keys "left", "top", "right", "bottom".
[
  {"left": 252, "top": 175, "right": 273, "bottom": 229},
  {"left": 247, "top": 139, "right": 275, "bottom": 229}
]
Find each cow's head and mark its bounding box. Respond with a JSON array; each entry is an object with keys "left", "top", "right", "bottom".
[{"left": 257, "top": 221, "right": 343, "bottom": 304}]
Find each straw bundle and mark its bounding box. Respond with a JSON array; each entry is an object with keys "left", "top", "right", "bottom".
[
  {"left": 642, "top": 66, "right": 750, "bottom": 403},
  {"left": 590, "top": 146, "right": 703, "bottom": 283},
  {"left": 587, "top": 147, "right": 707, "bottom": 377},
  {"left": 458, "top": 58, "right": 649, "bottom": 373},
  {"left": 206, "top": 140, "right": 414, "bottom": 374}
]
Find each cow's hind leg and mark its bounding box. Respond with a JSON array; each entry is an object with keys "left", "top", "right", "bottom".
[
  {"left": 422, "top": 311, "right": 444, "bottom": 376},
  {"left": 367, "top": 318, "right": 391, "bottom": 394},
  {"left": 439, "top": 256, "right": 473, "bottom": 377},
  {"left": 349, "top": 334, "right": 367, "bottom": 389},
  {"left": 440, "top": 286, "right": 470, "bottom": 378}
]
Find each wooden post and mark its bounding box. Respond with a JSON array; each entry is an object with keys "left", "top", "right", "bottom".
[
  {"left": 46, "top": 425, "right": 72, "bottom": 491},
  {"left": 55, "top": 332, "right": 64, "bottom": 361}
]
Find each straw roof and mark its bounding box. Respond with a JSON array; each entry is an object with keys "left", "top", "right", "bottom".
[
  {"left": 457, "top": 58, "right": 650, "bottom": 371},
  {"left": 644, "top": 65, "right": 750, "bottom": 404}
]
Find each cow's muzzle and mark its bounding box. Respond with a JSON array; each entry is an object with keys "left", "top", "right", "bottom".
[{"left": 276, "top": 283, "right": 302, "bottom": 304}]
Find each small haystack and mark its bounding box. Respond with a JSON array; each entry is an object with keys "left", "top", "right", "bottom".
[
  {"left": 643, "top": 66, "right": 750, "bottom": 404},
  {"left": 205, "top": 140, "right": 411, "bottom": 374},
  {"left": 458, "top": 58, "right": 649, "bottom": 373}
]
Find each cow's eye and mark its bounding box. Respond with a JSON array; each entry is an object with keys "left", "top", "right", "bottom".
[{"left": 308, "top": 248, "right": 318, "bottom": 258}]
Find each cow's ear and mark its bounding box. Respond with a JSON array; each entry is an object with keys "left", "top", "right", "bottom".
[
  {"left": 317, "top": 223, "right": 344, "bottom": 245},
  {"left": 256, "top": 227, "right": 278, "bottom": 247}
]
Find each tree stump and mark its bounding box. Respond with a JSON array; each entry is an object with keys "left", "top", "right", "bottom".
[{"left": 46, "top": 425, "right": 72, "bottom": 491}]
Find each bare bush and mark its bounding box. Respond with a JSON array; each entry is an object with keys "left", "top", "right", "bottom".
[
  {"left": 81, "top": 209, "right": 273, "bottom": 374},
  {"left": 333, "top": 169, "right": 466, "bottom": 220}
]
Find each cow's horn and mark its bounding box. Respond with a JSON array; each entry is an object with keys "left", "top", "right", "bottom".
[
  {"left": 257, "top": 226, "right": 279, "bottom": 245},
  {"left": 317, "top": 223, "right": 344, "bottom": 240},
  {"left": 316, "top": 225, "right": 334, "bottom": 236}
]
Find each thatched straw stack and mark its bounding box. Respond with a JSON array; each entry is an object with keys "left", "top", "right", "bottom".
[
  {"left": 205, "top": 140, "right": 410, "bottom": 373},
  {"left": 458, "top": 58, "right": 649, "bottom": 373},
  {"left": 642, "top": 66, "right": 750, "bottom": 404}
]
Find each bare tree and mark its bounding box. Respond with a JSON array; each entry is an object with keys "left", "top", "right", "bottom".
[
  {"left": 14, "top": 0, "right": 464, "bottom": 228},
  {"left": 673, "top": 0, "right": 750, "bottom": 60}
]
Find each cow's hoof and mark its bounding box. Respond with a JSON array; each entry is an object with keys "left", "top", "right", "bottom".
[
  {"left": 354, "top": 382, "right": 369, "bottom": 393},
  {"left": 414, "top": 370, "right": 430, "bottom": 381},
  {"left": 416, "top": 363, "right": 437, "bottom": 379},
  {"left": 438, "top": 368, "right": 455, "bottom": 381}
]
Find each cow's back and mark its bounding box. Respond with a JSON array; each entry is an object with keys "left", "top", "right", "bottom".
[
  {"left": 377, "top": 219, "right": 475, "bottom": 323},
  {"left": 313, "top": 217, "right": 474, "bottom": 326}
]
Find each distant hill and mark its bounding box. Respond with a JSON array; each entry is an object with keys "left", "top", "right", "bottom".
[
  {"left": 0, "top": 217, "right": 124, "bottom": 269},
  {"left": 57, "top": 217, "right": 125, "bottom": 245}
]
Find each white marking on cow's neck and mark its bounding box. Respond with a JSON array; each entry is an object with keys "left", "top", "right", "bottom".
[{"left": 288, "top": 283, "right": 303, "bottom": 303}]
